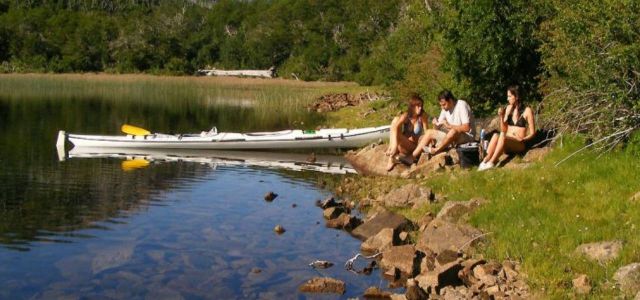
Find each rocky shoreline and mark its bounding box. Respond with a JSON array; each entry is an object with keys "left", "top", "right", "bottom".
[{"left": 296, "top": 187, "right": 532, "bottom": 299}]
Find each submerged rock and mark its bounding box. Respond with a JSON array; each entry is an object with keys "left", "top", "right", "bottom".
[
  {"left": 264, "top": 191, "right": 278, "bottom": 201},
  {"left": 298, "top": 277, "right": 346, "bottom": 294},
  {"left": 273, "top": 225, "right": 286, "bottom": 234},
  {"left": 363, "top": 286, "right": 392, "bottom": 299}
]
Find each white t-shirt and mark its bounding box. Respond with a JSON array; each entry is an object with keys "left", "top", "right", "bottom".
[{"left": 438, "top": 99, "right": 475, "bottom": 137}]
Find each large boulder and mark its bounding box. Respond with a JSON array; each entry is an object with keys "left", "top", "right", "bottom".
[
  {"left": 614, "top": 263, "right": 640, "bottom": 296},
  {"left": 345, "top": 144, "right": 408, "bottom": 177},
  {"left": 380, "top": 245, "right": 423, "bottom": 277},
  {"left": 575, "top": 240, "right": 623, "bottom": 263},
  {"left": 345, "top": 144, "right": 454, "bottom": 178},
  {"left": 351, "top": 209, "right": 412, "bottom": 241},
  {"left": 416, "top": 219, "right": 484, "bottom": 254},
  {"left": 374, "top": 184, "right": 434, "bottom": 208},
  {"left": 361, "top": 228, "right": 396, "bottom": 254},
  {"left": 298, "top": 277, "right": 346, "bottom": 294}
]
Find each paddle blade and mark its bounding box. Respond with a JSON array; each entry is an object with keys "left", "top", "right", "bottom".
[
  {"left": 121, "top": 159, "right": 150, "bottom": 171},
  {"left": 121, "top": 124, "right": 151, "bottom": 136}
]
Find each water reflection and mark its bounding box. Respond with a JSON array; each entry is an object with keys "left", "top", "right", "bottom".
[{"left": 63, "top": 147, "right": 357, "bottom": 175}]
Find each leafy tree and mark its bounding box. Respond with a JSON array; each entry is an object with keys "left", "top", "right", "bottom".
[{"left": 439, "top": 0, "right": 548, "bottom": 113}]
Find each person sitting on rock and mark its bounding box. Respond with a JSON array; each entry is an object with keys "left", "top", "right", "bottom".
[
  {"left": 385, "top": 94, "right": 429, "bottom": 171},
  {"left": 478, "top": 85, "right": 536, "bottom": 171},
  {"left": 413, "top": 90, "right": 475, "bottom": 158}
]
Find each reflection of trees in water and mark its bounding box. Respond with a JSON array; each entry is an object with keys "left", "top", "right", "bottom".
[{"left": 0, "top": 159, "right": 211, "bottom": 251}]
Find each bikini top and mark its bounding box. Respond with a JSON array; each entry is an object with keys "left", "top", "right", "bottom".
[
  {"left": 403, "top": 116, "right": 423, "bottom": 137},
  {"left": 506, "top": 105, "right": 527, "bottom": 128}
]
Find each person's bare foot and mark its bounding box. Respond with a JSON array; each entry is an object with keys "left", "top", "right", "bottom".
[{"left": 386, "top": 157, "right": 397, "bottom": 171}]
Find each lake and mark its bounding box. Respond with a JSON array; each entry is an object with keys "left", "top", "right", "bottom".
[{"left": 0, "top": 74, "right": 393, "bottom": 299}]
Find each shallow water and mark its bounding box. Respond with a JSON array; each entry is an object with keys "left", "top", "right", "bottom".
[{"left": 0, "top": 80, "right": 393, "bottom": 299}]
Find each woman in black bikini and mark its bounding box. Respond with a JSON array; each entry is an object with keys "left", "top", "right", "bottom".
[
  {"left": 385, "top": 94, "right": 429, "bottom": 171},
  {"left": 478, "top": 85, "right": 536, "bottom": 171}
]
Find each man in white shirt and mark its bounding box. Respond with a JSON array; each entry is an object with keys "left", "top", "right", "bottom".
[{"left": 411, "top": 90, "right": 475, "bottom": 158}]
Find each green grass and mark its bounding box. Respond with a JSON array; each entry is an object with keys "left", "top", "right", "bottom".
[
  {"left": 418, "top": 137, "right": 640, "bottom": 298},
  {"left": 321, "top": 136, "right": 639, "bottom": 298}
]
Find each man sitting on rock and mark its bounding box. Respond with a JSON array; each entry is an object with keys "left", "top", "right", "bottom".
[{"left": 412, "top": 90, "right": 475, "bottom": 159}]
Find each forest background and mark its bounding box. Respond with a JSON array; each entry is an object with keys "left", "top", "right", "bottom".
[{"left": 0, "top": 0, "right": 638, "bottom": 147}]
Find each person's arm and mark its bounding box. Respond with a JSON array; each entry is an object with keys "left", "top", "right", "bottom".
[
  {"left": 522, "top": 107, "right": 536, "bottom": 141},
  {"left": 499, "top": 106, "right": 508, "bottom": 133}
]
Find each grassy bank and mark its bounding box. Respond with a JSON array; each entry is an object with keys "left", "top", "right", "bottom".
[{"left": 323, "top": 100, "right": 639, "bottom": 298}]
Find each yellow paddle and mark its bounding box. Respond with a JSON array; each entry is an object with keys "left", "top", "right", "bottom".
[
  {"left": 121, "top": 159, "right": 150, "bottom": 171},
  {"left": 121, "top": 124, "right": 151, "bottom": 136}
]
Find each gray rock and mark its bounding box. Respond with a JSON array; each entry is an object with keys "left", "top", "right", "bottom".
[
  {"left": 399, "top": 231, "right": 409, "bottom": 243},
  {"left": 375, "top": 184, "right": 434, "bottom": 208},
  {"left": 435, "top": 249, "right": 460, "bottom": 268},
  {"left": 614, "top": 263, "right": 640, "bottom": 296},
  {"left": 319, "top": 196, "right": 340, "bottom": 209},
  {"left": 352, "top": 209, "right": 412, "bottom": 241},
  {"left": 405, "top": 279, "right": 428, "bottom": 300},
  {"left": 273, "top": 225, "right": 285, "bottom": 234},
  {"left": 298, "top": 277, "right": 346, "bottom": 294},
  {"left": 415, "top": 260, "right": 463, "bottom": 294},
  {"left": 361, "top": 228, "right": 395, "bottom": 254},
  {"left": 436, "top": 198, "right": 486, "bottom": 223},
  {"left": 416, "top": 219, "right": 484, "bottom": 254},
  {"left": 326, "top": 213, "right": 361, "bottom": 231},
  {"left": 572, "top": 274, "right": 591, "bottom": 294},
  {"left": 363, "top": 286, "right": 392, "bottom": 299},
  {"left": 323, "top": 206, "right": 345, "bottom": 220},
  {"left": 264, "top": 191, "right": 278, "bottom": 201},
  {"left": 575, "top": 240, "right": 623, "bottom": 263},
  {"left": 380, "top": 245, "right": 422, "bottom": 277}
]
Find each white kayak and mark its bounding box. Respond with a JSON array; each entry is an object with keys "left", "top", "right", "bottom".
[{"left": 58, "top": 125, "right": 390, "bottom": 150}]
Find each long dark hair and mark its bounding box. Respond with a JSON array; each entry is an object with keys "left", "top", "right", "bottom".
[
  {"left": 507, "top": 85, "right": 521, "bottom": 104},
  {"left": 407, "top": 94, "right": 425, "bottom": 118}
]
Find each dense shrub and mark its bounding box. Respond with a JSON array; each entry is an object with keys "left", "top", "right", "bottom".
[{"left": 539, "top": 0, "right": 640, "bottom": 149}]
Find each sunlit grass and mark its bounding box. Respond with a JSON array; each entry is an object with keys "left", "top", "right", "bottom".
[
  {"left": 421, "top": 137, "right": 640, "bottom": 298},
  {"left": 0, "top": 73, "right": 380, "bottom": 131}
]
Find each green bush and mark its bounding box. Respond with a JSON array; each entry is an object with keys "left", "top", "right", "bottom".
[{"left": 539, "top": 0, "right": 640, "bottom": 148}]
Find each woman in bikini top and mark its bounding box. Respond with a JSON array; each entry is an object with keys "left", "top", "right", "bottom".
[
  {"left": 385, "top": 94, "right": 429, "bottom": 171},
  {"left": 479, "top": 85, "right": 536, "bottom": 171}
]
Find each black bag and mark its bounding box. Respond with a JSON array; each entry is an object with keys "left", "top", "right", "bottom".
[{"left": 456, "top": 143, "right": 480, "bottom": 168}]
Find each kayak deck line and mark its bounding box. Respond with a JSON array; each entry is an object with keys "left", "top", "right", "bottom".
[{"left": 58, "top": 125, "right": 391, "bottom": 151}]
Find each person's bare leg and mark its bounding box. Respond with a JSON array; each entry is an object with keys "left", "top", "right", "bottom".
[
  {"left": 411, "top": 133, "right": 435, "bottom": 159},
  {"left": 503, "top": 136, "right": 526, "bottom": 154},
  {"left": 488, "top": 133, "right": 506, "bottom": 164},
  {"left": 482, "top": 134, "right": 499, "bottom": 163},
  {"left": 431, "top": 129, "right": 460, "bottom": 154},
  {"left": 387, "top": 132, "right": 416, "bottom": 171},
  {"left": 386, "top": 117, "right": 401, "bottom": 156}
]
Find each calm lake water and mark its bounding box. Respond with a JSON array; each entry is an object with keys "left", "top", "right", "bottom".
[{"left": 0, "top": 76, "right": 393, "bottom": 299}]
